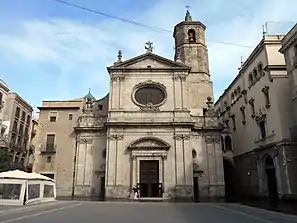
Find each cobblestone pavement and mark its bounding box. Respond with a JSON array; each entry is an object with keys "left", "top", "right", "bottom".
[{"left": 1, "top": 201, "right": 297, "bottom": 223}]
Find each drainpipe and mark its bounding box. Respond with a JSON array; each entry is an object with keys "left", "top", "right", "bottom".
[{"left": 71, "top": 131, "right": 79, "bottom": 200}]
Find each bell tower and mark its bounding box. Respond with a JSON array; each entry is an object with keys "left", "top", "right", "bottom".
[{"left": 173, "top": 10, "right": 213, "bottom": 115}]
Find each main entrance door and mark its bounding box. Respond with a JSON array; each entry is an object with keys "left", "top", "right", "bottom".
[{"left": 139, "top": 160, "right": 160, "bottom": 197}]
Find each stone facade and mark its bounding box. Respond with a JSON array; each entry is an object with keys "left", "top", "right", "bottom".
[
  {"left": 33, "top": 11, "right": 225, "bottom": 201},
  {"left": 215, "top": 34, "right": 297, "bottom": 200}
]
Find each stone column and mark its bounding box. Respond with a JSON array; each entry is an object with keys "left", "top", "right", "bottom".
[
  {"left": 174, "top": 134, "right": 184, "bottom": 185},
  {"left": 115, "top": 135, "right": 124, "bottom": 185},
  {"left": 106, "top": 135, "right": 116, "bottom": 187},
  {"left": 118, "top": 76, "right": 125, "bottom": 109},
  {"left": 110, "top": 76, "right": 118, "bottom": 110},
  {"left": 173, "top": 74, "right": 182, "bottom": 109},
  {"left": 131, "top": 156, "right": 137, "bottom": 188},
  {"left": 180, "top": 75, "right": 187, "bottom": 110}
]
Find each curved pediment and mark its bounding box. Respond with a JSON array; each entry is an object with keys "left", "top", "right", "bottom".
[
  {"left": 128, "top": 137, "right": 170, "bottom": 150},
  {"left": 0, "top": 138, "right": 9, "bottom": 148}
]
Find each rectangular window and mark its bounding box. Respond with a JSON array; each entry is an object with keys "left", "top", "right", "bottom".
[
  {"left": 68, "top": 113, "right": 73, "bottom": 120},
  {"left": 17, "top": 136, "right": 22, "bottom": 147},
  {"left": 12, "top": 121, "right": 18, "bottom": 132},
  {"left": 49, "top": 112, "right": 57, "bottom": 122},
  {"left": 23, "top": 139, "right": 27, "bottom": 149},
  {"left": 19, "top": 124, "right": 24, "bottom": 135},
  {"left": 10, "top": 133, "right": 16, "bottom": 147},
  {"left": 21, "top": 111, "right": 26, "bottom": 122},
  {"left": 26, "top": 115, "right": 31, "bottom": 125},
  {"left": 259, "top": 121, "right": 266, "bottom": 139},
  {"left": 98, "top": 104, "right": 103, "bottom": 110},
  {"left": 46, "top": 134, "right": 55, "bottom": 151},
  {"left": 24, "top": 127, "right": 29, "bottom": 138},
  {"left": 15, "top": 107, "right": 20, "bottom": 118}
]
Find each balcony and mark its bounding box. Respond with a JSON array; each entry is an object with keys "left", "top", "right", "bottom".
[
  {"left": 40, "top": 144, "right": 57, "bottom": 154},
  {"left": 75, "top": 116, "right": 107, "bottom": 130}
]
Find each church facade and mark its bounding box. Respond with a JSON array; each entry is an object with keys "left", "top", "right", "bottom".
[{"left": 33, "top": 11, "right": 225, "bottom": 201}]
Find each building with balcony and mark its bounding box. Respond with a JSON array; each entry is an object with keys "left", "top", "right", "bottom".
[
  {"left": 215, "top": 33, "right": 297, "bottom": 202},
  {"left": 33, "top": 11, "right": 225, "bottom": 201},
  {"left": 0, "top": 78, "right": 34, "bottom": 171}
]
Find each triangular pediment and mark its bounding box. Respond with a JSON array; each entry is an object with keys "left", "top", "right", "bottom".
[
  {"left": 128, "top": 137, "right": 170, "bottom": 150},
  {"left": 108, "top": 52, "right": 191, "bottom": 71}
]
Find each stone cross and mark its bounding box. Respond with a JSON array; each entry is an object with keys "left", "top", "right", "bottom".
[{"left": 145, "top": 41, "right": 153, "bottom": 53}]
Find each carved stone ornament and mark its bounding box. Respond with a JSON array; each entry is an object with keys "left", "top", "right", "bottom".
[
  {"left": 248, "top": 98, "right": 254, "bottom": 105},
  {"left": 108, "top": 134, "right": 124, "bottom": 140},
  {"left": 174, "top": 134, "right": 190, "bottom": 140},
  {"left": 139, "top": 103, "right": 160, "bottom": 112},
  {"left": 205, "top": 136, "right": 220, "bottom": 144},
  {"left": 78, "top": 138, "right": 93, "bottom": 144},
  {"left": 240, "top": 106, "right": 245, "bottom": 111},
  {"left": 262, "top": 85, "right": 269, "bottom": 94}
]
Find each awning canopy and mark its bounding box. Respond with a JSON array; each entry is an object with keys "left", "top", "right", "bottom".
[{"left": 0, "top": 169, "right": 55, "bottom": 182}]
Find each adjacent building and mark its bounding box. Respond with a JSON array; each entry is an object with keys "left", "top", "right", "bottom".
[
  {"left": 280, "top": 24, "right": 297, "bottom": 137},
  {"left": 215, "top": 33, "right": 297, "bottom": 202},
  {"left": 0, "top": 78, "right": 34, "bottom": 171},
  {"left": 33, "top": 11, "right": 225, "bottom": 201},
  {"left": 0, "top": 79, "right": 10, "bottom": 149}
]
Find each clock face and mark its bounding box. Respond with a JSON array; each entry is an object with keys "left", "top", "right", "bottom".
[{"left": 134, "top": 85, "right": 166, "bottom": 106}]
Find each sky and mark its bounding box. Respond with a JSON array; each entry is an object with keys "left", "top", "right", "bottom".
[{"left": 0, "top": 0, "right": 296, "bottom": 112}]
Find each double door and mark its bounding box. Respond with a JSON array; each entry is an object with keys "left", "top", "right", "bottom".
[{"left": 139, "top": 160, "right": 160, "bottom": 197}]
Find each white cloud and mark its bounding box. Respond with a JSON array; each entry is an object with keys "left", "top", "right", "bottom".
[{"left": 0, "top": 0, "right": 296, "bottom": 103}]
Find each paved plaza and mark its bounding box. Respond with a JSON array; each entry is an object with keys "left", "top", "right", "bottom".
[{"left": 0, "top": 201, "right": 297, "bottom": 223}]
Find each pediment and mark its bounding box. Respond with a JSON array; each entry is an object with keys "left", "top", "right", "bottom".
[
  {"left": 128, "top": 137, "right": 170, "bottom": 150},
  {"left": 0, "top": 139, "right": 9, "bottom": 148},
  {"left": 108, "top": 52, "right": 191, "bottom": 71}
]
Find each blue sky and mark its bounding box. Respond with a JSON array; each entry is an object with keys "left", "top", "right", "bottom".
[{"left": 0, "top": 0, "right": 296, "bottom": 111}]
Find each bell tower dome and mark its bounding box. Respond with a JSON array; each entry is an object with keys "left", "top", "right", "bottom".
[{"left": 173, "top": 10, "right": 213, "bottom": 115}]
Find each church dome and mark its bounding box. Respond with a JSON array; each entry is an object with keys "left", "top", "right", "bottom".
[{"left": 84, "top": 89, "right": 96, "bottom": 100}]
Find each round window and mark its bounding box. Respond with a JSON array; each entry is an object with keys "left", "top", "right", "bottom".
[{"left": 134, "top": 85, "right": 165, "bottom": 106}]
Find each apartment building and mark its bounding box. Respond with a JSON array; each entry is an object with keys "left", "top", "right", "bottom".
[
  {"left": 0, "top": 79, "right": 10, "bottom": 149},
  {"left": 215, "top": 34, "right": 297, "bottom": 202}
]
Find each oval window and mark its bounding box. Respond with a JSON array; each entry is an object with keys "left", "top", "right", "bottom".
[{"left": 134, "top": 85, "right": 165, "bottom": 106}]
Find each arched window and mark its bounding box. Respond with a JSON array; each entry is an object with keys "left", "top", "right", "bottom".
[
  {"left": 231, "top": 93, "right": 235, "bottom": 103},
  {"left": 225, "top": 135, "right": 232, "bottom": 151},
  {"left": 192, "top": 149, "right": 197, "bottom": 158},
  {"left": 188, "top": 29, "right": 196, "bottom": 43},
  {"left": 258, "top": 63, "right": 263, "bottom": 76},
  {"left": 237, "top": 86, "right": 241, "bottom": 94},
  {"left": 253, "top": 68, "right": 258, "bottom": 80},
  {"left": 249, "top": 73, "right": 253, "bottom": 86}
]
